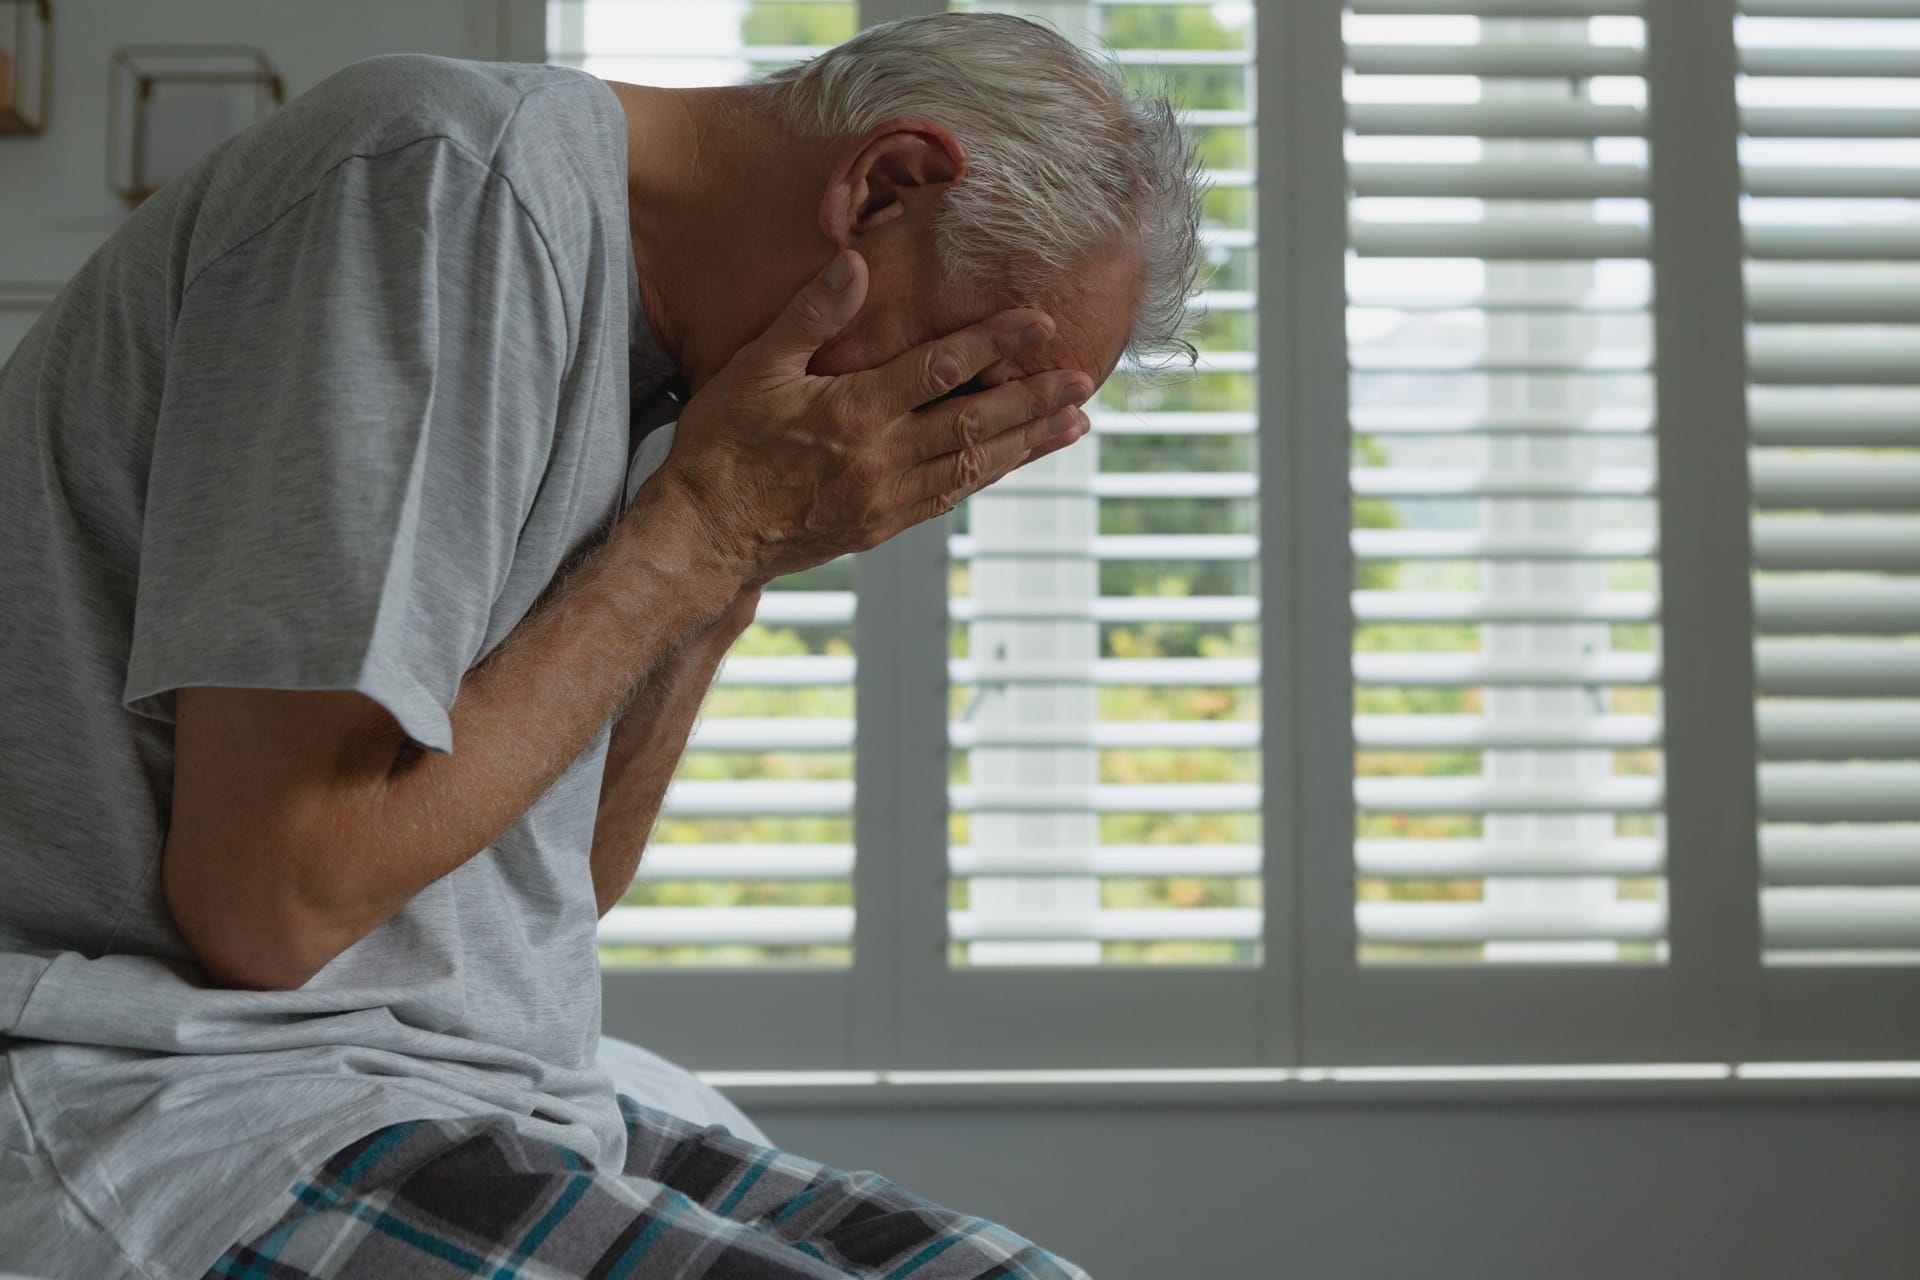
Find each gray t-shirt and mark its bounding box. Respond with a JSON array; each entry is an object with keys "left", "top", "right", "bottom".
[{"left": 0, "top": 54, "right": 678, "bottom": 1279}]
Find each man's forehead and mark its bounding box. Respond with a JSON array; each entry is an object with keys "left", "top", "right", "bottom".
[
  {"left": 1007, "top": 314, "right": 1123, "bottom": 386},
  {"left": 1007, "top": 250, "right": 1139, "bottom": 384}
]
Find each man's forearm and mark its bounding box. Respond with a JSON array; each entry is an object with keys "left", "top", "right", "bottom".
[
  {"left": 589, "top": 619, "right": 741, "bottom": 917},
  {"left": 293, "top": 474, "right": 745, "bottom": 966}
]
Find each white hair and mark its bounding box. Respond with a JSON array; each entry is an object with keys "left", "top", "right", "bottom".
[{"left": 760, "top": 12, "right": 1207, "bottom": 370}]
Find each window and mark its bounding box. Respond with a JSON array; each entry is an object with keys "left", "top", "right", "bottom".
[
  {"left": 946, "top": 2, "right": 1261, "bottom": 973},
  {"left": 1733, "top": 1, "right": 1920, "bottom": 1059},
  {"left": 558, "top": 0, "right": 1920, "bottom": 1071},
  {"left": 1344, "top": 8, "right": 1665, "bottom": 969},
  {"left": 1736, "top": 6, "right": 1920, "bottom": 967}
]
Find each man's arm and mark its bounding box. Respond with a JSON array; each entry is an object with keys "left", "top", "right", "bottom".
[
  {"left": 162, "top": 250, "right": 1088, "bottom": 992},
  {"left": 590, "top": 587, "right": 760, "bottom": 917},
  {"left": 164, "top": 479, "right": 742, "bottom": 992}
]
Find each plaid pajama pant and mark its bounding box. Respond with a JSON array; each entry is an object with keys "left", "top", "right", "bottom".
[{"left": 202, "top": 1093, "right": 1091, "bottom": 1280}]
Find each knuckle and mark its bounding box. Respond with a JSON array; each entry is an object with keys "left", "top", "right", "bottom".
[
  {"left": 790, "top": 291, "right": 830, "bottom": 328},
  {"left": 954, "top": 444, "right": 988, "bottom": 490},
  {"left": 823, "top": 389, "right": 865, "bottom": 438},
  {"left": 925, "top": 350, "right": 965, "bottom": 394},
  {"left": 953, "top": 406, "right": 985, "bottom": 446}
]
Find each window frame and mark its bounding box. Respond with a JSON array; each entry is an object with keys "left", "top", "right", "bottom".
[{"left": 576, "top": 0, "right": 1920, "bottom": 1071}]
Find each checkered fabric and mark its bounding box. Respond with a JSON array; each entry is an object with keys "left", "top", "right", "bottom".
[{"left": 201, "top": 1093, "right": 1091, "bottom": 1279}]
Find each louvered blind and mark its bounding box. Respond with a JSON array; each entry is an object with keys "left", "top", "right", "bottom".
[
  {"left": 944, "top": 0, "right": 1262, "bottom": 968},
  {"left": 1344, "top": 2, "right": 1668, "bottom": 963},
  {"left": 550, "top": 0, "right": 862, "bottom": 967},
  {"left": 549, "top": 0, "right": 1920, "bottom": 1066},
  {"left": 1735, "top": 2, "right": 1920, "bottom": 964}
]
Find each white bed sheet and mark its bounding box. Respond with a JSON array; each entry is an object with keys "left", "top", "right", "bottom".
[{"left": 593, "top": 1033, "right": 772, "bottom": 1147}]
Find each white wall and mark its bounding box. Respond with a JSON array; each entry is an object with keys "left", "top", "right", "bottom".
[
  {"left": 0, "top": 0, "right": 537, "bottom": 352},
  {"left": 5, "top": 7, "right": 1918, "bottom": 1280}
]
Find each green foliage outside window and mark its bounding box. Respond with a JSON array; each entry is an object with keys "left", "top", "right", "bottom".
[{"left": 740, "top": 3, "right": 856, "bottom": 47}]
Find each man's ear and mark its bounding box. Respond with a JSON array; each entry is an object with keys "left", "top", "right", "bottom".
[{"left": 818, "top": 118, "right": 966, "bottom": 245}]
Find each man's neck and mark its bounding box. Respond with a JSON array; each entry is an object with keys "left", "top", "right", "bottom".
[{"left": 602, "top": 80, "right": 827, "bottom": 389}]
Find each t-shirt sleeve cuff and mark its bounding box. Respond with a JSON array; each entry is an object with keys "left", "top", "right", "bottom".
[
  {"left": 121, "top": 652, "right": 455, "bottom": 757},
  {"left": 353, "top": 650, "right": 455, "bottom": 755}
]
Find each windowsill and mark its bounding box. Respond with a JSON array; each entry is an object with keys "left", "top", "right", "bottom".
[{"left": 703, "top": 1065, "right": 1920, "bottom": 1109}]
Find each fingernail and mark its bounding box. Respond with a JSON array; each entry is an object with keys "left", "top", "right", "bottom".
[
  {"left": 1020, "top": 323, "right": 1050, "bottom": 349},
  {"left": 1055, "top": 381, "right": 1091, "bottom": 410},
  {"left": 823, "top": 255, "right": 852, "bottom": 292}
]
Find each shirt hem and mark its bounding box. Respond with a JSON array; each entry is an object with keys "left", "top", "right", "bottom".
[{"left": 18, "top": 1065, "right": 481, "bottom": 1280}]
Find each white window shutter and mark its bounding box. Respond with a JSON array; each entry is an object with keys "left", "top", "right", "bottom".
[
  {"left": 892, "top": 0, "right": 1279, "bottom": 1069},
  {"left": 1296, "top": 0, "right": 1768, "bottom": 1064},
  {"left": 1344, "top": 5, "right": 1668, "bottom": 966},
  {"left": 1736, "top": 0, "right": 1920, "bottom": 1057}
]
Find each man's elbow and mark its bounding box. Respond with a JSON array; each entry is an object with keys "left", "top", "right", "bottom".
[
  {"left": 189, "top": 934, "right": 322, "bottom": 993},
  {"left": 161, "top": 835, "right": 346, "bottom": 992}
]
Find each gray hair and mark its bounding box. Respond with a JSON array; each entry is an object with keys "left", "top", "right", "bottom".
[{"left": 760, "top": 12, "right": 1206, "bottom": 370}]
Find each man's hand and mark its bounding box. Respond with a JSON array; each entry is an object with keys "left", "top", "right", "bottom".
[
  {"left": 590, "top": 254, "right": 1096, "bottom": 914},
  {"left": 644, "top": 248, "right": 1093, "bottom": 586}
]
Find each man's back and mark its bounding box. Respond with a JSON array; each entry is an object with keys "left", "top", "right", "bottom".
[{"left": 0, "top": 53, "right": 663, "bottom": 1278}]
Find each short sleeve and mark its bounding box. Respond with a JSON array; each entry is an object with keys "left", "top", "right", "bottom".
[{"left": 124, "top": 139, "right": 568, "bottom": 754}]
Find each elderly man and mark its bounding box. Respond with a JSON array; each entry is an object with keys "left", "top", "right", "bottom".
[{"left": 0, "top": 13, "right": 1200, "bottom": 1280}]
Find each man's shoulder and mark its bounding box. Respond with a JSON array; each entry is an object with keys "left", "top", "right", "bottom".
[
  {"left": 294, "top": 54, "right": 629, "bottom": 255},
  {"left": 172, "top": 55, "right": 621, "bottom": 287},
  {"left": 301, "top": 54, "right": 614, "bottom": 168}
]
